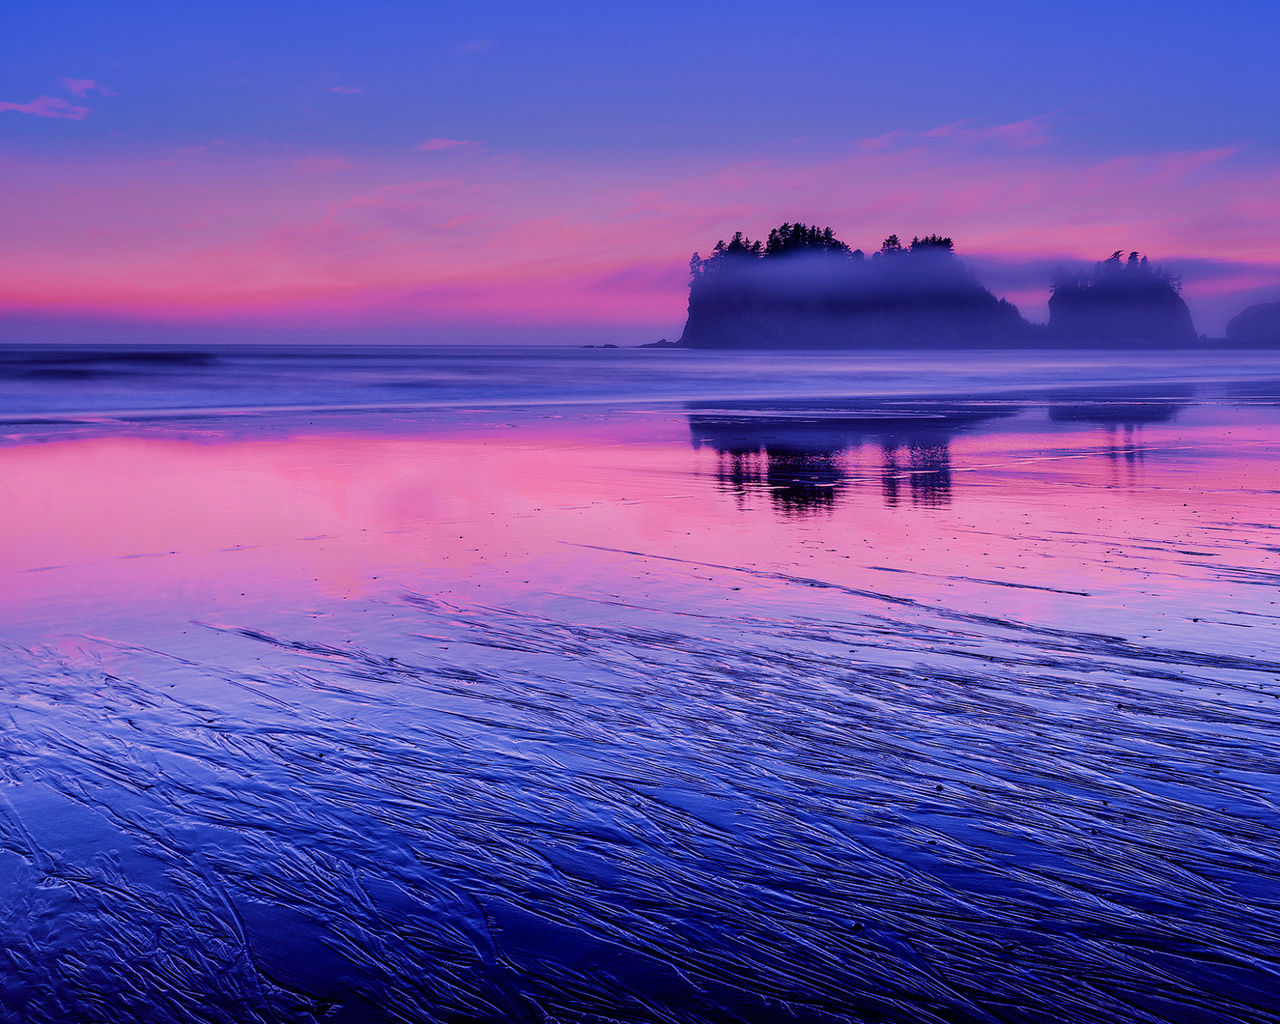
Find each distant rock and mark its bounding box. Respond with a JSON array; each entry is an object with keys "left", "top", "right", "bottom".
[
  {"left": 1047, "top": 252, "right": 1195, "bottom": 346},
  {"left": 1226, "top": 302, "right": 1280, "bottom": 344},
  {"left": 639, "top": 338, "right": 679, "bottom": 348}
]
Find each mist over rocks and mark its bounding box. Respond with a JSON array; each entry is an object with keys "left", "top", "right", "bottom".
[
  {"left": 1226, "top": 301, "right": 1280, "bottom": 344},
  {"left": 1047, "top": 251, "right": 1196, "bottom": 346},
  {"left": 673, "top": 225, "right": 1206, "bottom": 350},
  {"left": 677, "top": 227, "right": 1025, "bottom": 349}
]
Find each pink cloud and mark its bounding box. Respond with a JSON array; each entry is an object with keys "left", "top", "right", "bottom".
[
  {"left": 0, "top": 95, "right": 91, "bottom": 120},
  {"left": 416, "top": 137, "right": 480, "bottom": 153},
  {"left": 328, "top": 86, "right": 363, "bottom": 94},
  {"left": 62, "top": 78, "right": 114, "bottom": 98},
  {"left": 1, "top": 132, "right": 1279, "bottom": 335}
]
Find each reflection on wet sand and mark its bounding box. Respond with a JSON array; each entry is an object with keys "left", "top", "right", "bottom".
[
  {"left": 692, "top": 390, "right": 1198, "bottom": 512},
  {"left": 879, "top": 439, "right": 952, "bottom": 507},
  {"left": 1048, "top": 389, "right": 1188, "bottom": 486},
  {"left": 708, "top": 449, "right": 843, "bottom": 514},
  {"left": 5, "top": 356, "right": 1280, "bottom": 1024},
  {"left": 689, "top": 401, "right": 1016, "bottom": 513}
]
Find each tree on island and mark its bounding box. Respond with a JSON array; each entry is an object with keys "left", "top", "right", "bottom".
[
  {"left": 1048, "top": 251, "right": 1195, "bottom": 345},
  {"left": 872, "top": 234, "right": 955, "bottom": 257},
  {"left": 1051, "top": 250, "right": 1180, "bottom": 294},
  {"left": 679, "top": 223, "right": 1025, "bottom": 349},
  {"left": 674, "top": 226, "right": 1208, "bottom": 350},
  {"left": 691, "top": 226, "right": 954, "bottom": 278},
  {"left": 691, "top": 223, "right": 857, "bottom": 278},
  {"left": 909, "top": 234, "right": 954, "bottom": 254},
  {"left": 765, "top": 223, "right": 857, "bottom": 258}
]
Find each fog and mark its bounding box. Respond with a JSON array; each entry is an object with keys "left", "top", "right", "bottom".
[{"left": 680, "top": 244, "right": 1026, "bottom": 348}]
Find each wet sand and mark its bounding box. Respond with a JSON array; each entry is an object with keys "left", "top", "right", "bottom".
[{"left": 0, "top": 348, "right": 1277, "bottom": 1022}]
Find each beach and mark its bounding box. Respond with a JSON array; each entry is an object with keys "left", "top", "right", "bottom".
[{"left": 0, "top": 346, "right": 1277, "bottom": 1022}]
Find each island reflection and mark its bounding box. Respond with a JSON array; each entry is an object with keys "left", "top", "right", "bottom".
[
  {"left": 691, "top": 390, "right": 1192, "bottom": 513},
  {"left": 1047, "top": 388, "right": 1188, "bottom": 477},
  {"left": 689, "top": 401, "right": 1017, "bottom": 513}
]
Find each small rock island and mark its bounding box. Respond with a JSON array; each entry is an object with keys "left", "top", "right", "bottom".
[
  {"left": 1047, "top": 251, "right": 1195, "bottom": 345},
  {"left": 1226, "top": 302, "right": 1280, "bottom": 345},
  {"left": 670, "top": 223, "right": 1201, "bottom": 349}
]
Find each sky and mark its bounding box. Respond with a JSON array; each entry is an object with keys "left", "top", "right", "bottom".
[{"left": 2, "top": 0, "right": 1279, "bottom": 342}]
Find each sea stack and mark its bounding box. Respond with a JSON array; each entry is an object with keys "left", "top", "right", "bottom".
[
  {"left": 1047, "top": 251, "right": 1195, "bottom": 346},
  {"left": 676, "top": 225, "right": 1027, "bottom": 349},
  {"left": 1225, "top": 302, "right": 1280, "bottom": 345}
]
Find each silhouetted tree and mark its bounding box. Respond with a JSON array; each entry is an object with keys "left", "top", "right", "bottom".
[
  {"left": 693, "top": 224, "right": 858, "bottom": 276},
  {"left": 694, "top": 225, "right": 957, "bottom": 274},
  {"left": 910, "top": 234, "right": 955, "bottom": 254},
  {"left": 1051, "top": 251, "right": 1179, "bottom": 294},
  {"left": 764, "top": 222, "right": 852, "bottom": 257},
  {"left": 690, "top": 231, "right": 763, "bottom": 277},
  {"left": 877, "top": 234, "right": 903, "bottom": 257}
]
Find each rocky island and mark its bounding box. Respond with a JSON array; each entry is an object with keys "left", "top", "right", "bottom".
[
  {"left": 670, "top": 223, "right": 1203, "bottom": 349},
  {"left": 1226, "top": 301, "right": 1280, "bottom": 345},
  {"left": 677, "top": 225, "right": 1024, "bottom": 349},
  {"left": 1047, "top": 251, "right": 1195, "bottom": 345}
]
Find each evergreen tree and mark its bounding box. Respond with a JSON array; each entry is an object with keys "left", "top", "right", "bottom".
[{"left": 910, "top": 234, "right": 954, "bottom": 254}]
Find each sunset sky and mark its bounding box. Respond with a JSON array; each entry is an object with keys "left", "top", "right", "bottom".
[{"left": 3, "top": 0, "right": 1279, "bottom": 342}]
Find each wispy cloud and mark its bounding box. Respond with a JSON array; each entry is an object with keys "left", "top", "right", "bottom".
[
  {"left": 861, "top": 116, "right": 1055, "bottom": 152},
  {"left": 416, "top": 137, "right": 482, "bottom": 153},
  {"left": 328, "top": 86, "right": 363, "bottom": 94},
  {"left": 0, "top": 95, "right": 91, "bottom": 120},
  {"left": 62, "top": 78, "right": 114, "bottom": 98},
  {"left": 459, "top": 39, "right": 496, "bottom": 54}
]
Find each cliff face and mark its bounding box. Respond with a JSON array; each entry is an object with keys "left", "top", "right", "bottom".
[
  {"left": 678, "top": 245, "right": 1027, "bottom": 349},
  {"left": 1226, "top": 302, "right": 1280, "bottom": 344},
  {"left": 1047, "top": 255, "right": 1195, "bottom": 345}
]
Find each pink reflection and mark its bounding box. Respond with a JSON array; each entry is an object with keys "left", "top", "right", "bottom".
[
  {"left": 2, "top": 417, "right": 1280, "bottom": 642},
  {"left": 0, "top": 430, "right": 716, "bottom": 629}
]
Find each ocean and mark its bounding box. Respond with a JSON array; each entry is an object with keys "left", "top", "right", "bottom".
[{"left": 0, "top": 344, "right": 1277, "bottom": 1023}]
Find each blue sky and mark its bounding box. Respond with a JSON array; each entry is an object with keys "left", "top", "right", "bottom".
[{"left": 7, "top": 1, "right": 1279, "bottom": 156}]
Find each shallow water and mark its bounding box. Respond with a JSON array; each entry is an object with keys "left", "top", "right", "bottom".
[{"left": 1, "top": 346, "right": 1278, "bottom": 1023}]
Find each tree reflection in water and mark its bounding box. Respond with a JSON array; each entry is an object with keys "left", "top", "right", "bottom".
[
  {"left": 879, "top": 439, "right": 952, "bottom": 508},
  {"left": 689, "top": 401, "right": 1015, "bottom": 515},
  {"left": 1047, "top": 390, "right": 1187, "bottom": 487}
]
